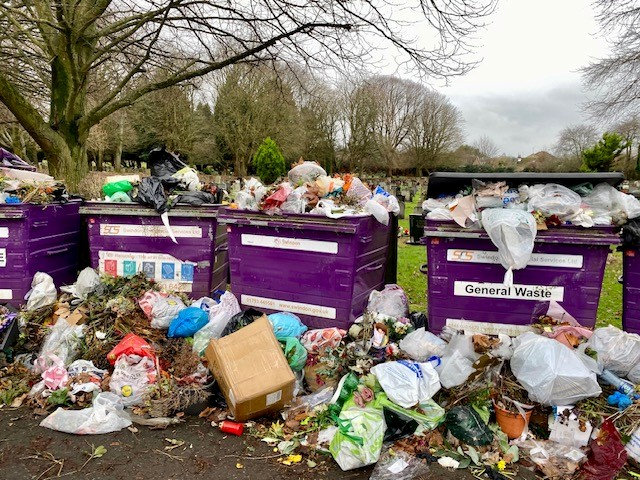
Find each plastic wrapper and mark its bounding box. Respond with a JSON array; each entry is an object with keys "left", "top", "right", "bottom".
[
  {"left": 138, "top": 291, "right": 186, "bottom": 329},
  {"left": 167, "top": 306, "right": 209, "bottom": 338},
  {"left": 192, "top": 291, "right": 241, "bottom": 353},
  {"left": 585, "top": 183, "right": 640, "bottom": 226},
  {"left": 26, "top": 272, "right": 57, "bottom": 311},
  {"left": 580, "top": 420, "right": 627, "bottom": 480},
  {"left": 515, "top": 438, "right": 585, "bottom": 478},
  {"left": 399, "top": 327, "right": 447, "bottom": 361},
  {"left": 38, "top": 319, "right": 84, "bottom": 368},
  {"left": 283, "top": 387, "right": 335, "bottom": 420},
  {"left": 40, "top": 392, "right": 131, "bottom": 434},
  {"left": 268, "top": 312, "right": 307, "bottom": 339},
  {"left": 329, "top": 400, "right": 386, "bottom": 471},
  {"left": 288, "top": 161, "right": 326, "bottom": 185},
  {"left": 510, "top": 332, "right": 601, "bottom": 405},
  {"left": 445, "top": 405, "right": 493, "bottom": 446},
  {"left": 368, "top": 284, "right": 409, "bottom": 318},
  {"left": 109, "top": 354, "right": 156, "bottom": 407},
  {"left": 345, "top": 177, "right": 372, "bottom": 206},
  {"left": 280, "top": 337, "right": 308, "bottom": 371},
  {"left": 369, "top": 449, "right": 431, "bottom": 480},
  {"left": 370, "top": 360, "right": 440, "bottom": 408},
  {"left": 435, "top": 351, "right": 474, "bottom": 389},
  {"left": 301, "top": 327, "right": 346, "bottom": 354},
  {"left": 481, "top": 208, "right": 537, "bottom": 286},
  {"left": 586, "top": 325, "right": 640, "bottom": 376},
  {"left": 220, "top": 308, "right": 263, "bottom": 337},
  {"left": 525, "top": 183, "right": 582, "bottom": 218},
  {"left": 107, "top": 333, "right": 155, "bottom": 366}
]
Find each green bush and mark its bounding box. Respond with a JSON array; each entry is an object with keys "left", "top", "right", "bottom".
[
  {"left": 582, "top": 132, "right": 627, "bottom": 172},
  {"left": 253, "top": 137, "right": 286, "bottom": 184}
]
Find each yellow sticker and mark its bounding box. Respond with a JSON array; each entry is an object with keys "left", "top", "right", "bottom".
[{"left": 121, "top": 385, "right": 133, "bottom": 397}]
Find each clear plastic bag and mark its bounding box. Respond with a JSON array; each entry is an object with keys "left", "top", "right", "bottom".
[
  {"left": 585, "top": 183, "right": 640, "bottom": 225},
  {"left": 345, "top": 178, "right": 372, "bottom": 206},
  {"left": 26, "top": 272, "right": 57, "bottom": 311},
  {"left": 525, "top": 183, "right": 582, "bottom": 218},
  {"left": 370, "top": 360, "right": 440, "bottom": 408},
  {"left": 399, "top": 327, "right": 447, "bottom": 361},
  {"left": 435, "top": 351, "right": 474, "bottom": 389},
  {"left": 369, "top": 449, "right": 430, "bottom": 480},
  {"left": 60, "top": 267, "right": 100, "bottom": 300},
  {"left": 368, "top": 284, "right": 409, "bottom": 318},
  {"left": 192, "top": 291, "right": 241, "bottom": 353},
  {"left": 481, "top": 208, "right": 537, "bottom": 286},
  {"left": 138, "top": 291, "right": 186, "bottom": 329},
  {"left": 235, "top": 178, "right": 267, "bottom": 210},
  {"left": 288, "top": 161, "right": 326, "bottom": 185},
  {"left": 280, "top": 185, "right": 308, "bottom": 213},
  {"left": 37, "top": 319, "right": 85, "bottom": 367},
  {"left": 40, "top": 392, "right": 132, "bottom": 434},
  {"left": 510, "top": 332, "right": 601, "bottom": 406},
  {"left": 586, "top": 325, "right": 640, "bottom": 376},
  {"left": 171, "top": 166, "right": 200, "bottom": 191}
]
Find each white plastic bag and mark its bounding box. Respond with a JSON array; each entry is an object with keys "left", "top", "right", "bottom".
[
  {"left": 109, "top": 354, "right": 156, "bottom": 407},
  {"left": 399, "top": 328, "right": 447, "bottom": 361},
  {"left": 138, "top": 291, "right": 186, "bottom": 329},
  {"left": 235, "top": 178, "right": 267, "bottom": 210},
  {"left": 40, "top": 392, "right": 132, "bottom": 434},
  {"left": 435, "top": 351, "right": 474, "bottom": 389},
  {"left": 426, "top": 208, "right": 453, "bottom": 221},
  {"left": 26, "top": 272, "right": 57, "bottom": 311},
  {"left": 172, "top": 166, "right": 201, "bottom": 191},
  {"left": 346, "top": 178, "right": 372, "bottom": 206},
  {"left": 192, "top": 291, "right": 241, "bottom": 353},
  {"left": 364, "top": 199, "right": 390, "bottom": 225},
  {"left": 368, "top": 284, "right": 409, "bottom": 318},
  {"left": 288, "top": 161, "right": 327, "bottom": 185},
  {"left": 525, "top": 183, "right": 582, "bottom": 218},
  {"left": 38, "top": 319, "right": 85, "bottom": 367},
  {"left": 586, "top": 326, "right": 640, "bottom": 376},
  {"left": 585, "top": 183, "right": 640, "bottom": 225},
  {"left": 370, "top": 360, "right": 440, "bottom": 408},
  {"left": 60, "top": 267, "right": 100, "bottom": 300},
  {"left": 481, "top": 208, "right": 537, "bottom": 286},
  {"left": 510, "top": 332, "right": 601, "bottom": 406}
]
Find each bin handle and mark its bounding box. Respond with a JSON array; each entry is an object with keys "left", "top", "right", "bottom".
[
  {"left": 359, "top": 234, "right": 373, "bottom": 244},
  {"left": 365, "top": 263, "right": 384, "bottom": 272},
  {"left": 419, "top": 263, "right": 428, "bottom": 274},
  {"left": 46, "top": 246, "right": 70, "bottom": 256},
  {"left": 215, "top": 244, "right": 229, "bottom": 253},
  {"left": 32, "top": 220, "right": 48, "bottom": 228}
]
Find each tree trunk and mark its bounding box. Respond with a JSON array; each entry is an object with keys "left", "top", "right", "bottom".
[
  {"left": 96, "top": 148, "right": 103, "bottom": 171},
  {"left": 234, "top": 154, "right": 247, "bottom": 177},
  {"left": 114, "top": 117, "right": 124, "bottom": 171}
]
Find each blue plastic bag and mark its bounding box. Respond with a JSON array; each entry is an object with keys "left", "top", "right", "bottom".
[
  {"left": 168, "top": 307, "right": 209, "bottom": 338},
  {"left": 268, "top": 312, "right": 307, "bottom": 339}
]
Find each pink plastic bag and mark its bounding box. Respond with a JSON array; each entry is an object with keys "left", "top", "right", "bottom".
[{"left": 42, "top": 356, "right": 69, "bottom": 390}]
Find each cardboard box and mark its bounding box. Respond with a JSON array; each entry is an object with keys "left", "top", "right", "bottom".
[{"left": 205, "top": 315, "right": 295, "bottom": 421}]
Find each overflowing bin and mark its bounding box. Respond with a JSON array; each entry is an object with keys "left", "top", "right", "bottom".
[
  {"left": 0, "top": 200, "right": 82, "bottom": 307},
  {"left": 81, "top": 202, "right": 227, "bottom": 298},
  {"left": 219, "top": 209, "right": 392, "bottom": 330},
  {"left": 423, "top": 172, "right": 623, "bottom": 335}
]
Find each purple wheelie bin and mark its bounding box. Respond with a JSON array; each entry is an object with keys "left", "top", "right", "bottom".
[
  {"left": 218, "top": 209, "right": 392, "bottom": 330},
  {"left": 81, "top": 202, "right": 227, "bottom": 297},
  {"left": 423, "top": 172, "right": 623, "bottom": 335},
  {"left": 622, "top": 249, "right": 640, "bottom": 334},
  {"left": 0, "top": 199, "right": 82, "bottom": 307}
]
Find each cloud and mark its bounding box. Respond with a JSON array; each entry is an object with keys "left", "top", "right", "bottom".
[{"left": 449, "top": 81, "right": 589, "bottom": 156}]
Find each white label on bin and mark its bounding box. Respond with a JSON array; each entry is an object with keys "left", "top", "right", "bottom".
[
  {"left": 99, "top": 224, "right": 202, "bottom": 238},
  {"left": 241, "top": 294, "right": 337, "bottom": 320},
  {"left": 241, "top": 234, "right": 338, "bottom": 254},
  {"left": 446, "top": 249, "right": 583, "bottom": 268},
  {"left": 446, "top": 318, "right": 534, "bottom": 337},
  {"left": 454, "top": 281, "right": 564, "bottom": 301},
  {"left": 0, "top": 289, "right": 11, "bottom": 300},
  {"left": 98, "top": 250, "right": 194, "bottom": 292},
  {"left": 0, "top": 227, "right": 7, "bottom": 238},
  {"left": 0, "top": 248, "right": 5, "bottom": 267},
  {"left": 266, "top": 390, "right": 282, "bottom": 407}
]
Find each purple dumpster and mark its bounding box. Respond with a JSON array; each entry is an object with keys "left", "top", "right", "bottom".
[
  {"left": 423, "top": 172, "right": 623, "bottom": 335},
  {"left": 622, "top": 249, "right": 640, "bottom": 334},
  {"left": 218, "top": 209, "right": 392, "bottom": 330},
  {"left": 0, "top": 200, "right": 82, "bottom": 307},
  {"left": 81, "top": 202, "right": 227, "bottom": 297}
]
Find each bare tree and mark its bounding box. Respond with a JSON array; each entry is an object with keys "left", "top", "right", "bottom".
[
  {"left": 554, "top": 124, "right": 598, "bottom": 160},
  {"left": 341, "top": 80, "right": 380, "bottom": 174},
  {"left": 583, "top": 1, "right": 640, "bottom": 120},
  {"left": 473, "top": 135, "right": 499, "bottom": 158},
  {"left": 0, "top": 0, "right": 496, "bottom": 186},
  {"left": 613, "top": 116, "right": 640, "bottom": 172},
  {"left": 408, "top": 90, "right": 463, "bottom": 175}
]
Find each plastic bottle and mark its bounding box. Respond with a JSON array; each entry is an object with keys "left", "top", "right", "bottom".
[
  {"left": 220, "top": 420, "right": 244, "bottom": 436},
  {"left": 599, "top": 369, "right": 639, "bottom": 398}
]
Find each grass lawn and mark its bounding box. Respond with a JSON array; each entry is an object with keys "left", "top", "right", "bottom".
[{"left": 396, "top": 195, "right": 624, "bottom": 328}]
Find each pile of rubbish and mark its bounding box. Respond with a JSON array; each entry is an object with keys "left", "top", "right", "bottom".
[
  {"left": 2, "top": 274, "right": 640, "bottom": 479},
  {"left": 229, "top": 160, "right": 400, "bottom": 225},
  {"left": 99, "top": 147, "right": 223, "bottom": 212},
  {"left": 424, "top": 180, "right": 640, "bottom": 284},
  {"left": 1, "top": 158, "right": 70, "bottom": 205}
]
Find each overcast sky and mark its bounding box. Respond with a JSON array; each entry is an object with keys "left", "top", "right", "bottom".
[{"left": 440, "top": 0, "right": 609, "bottom": 157}]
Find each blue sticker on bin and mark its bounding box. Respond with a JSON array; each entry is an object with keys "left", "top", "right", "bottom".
[
  {"left": 123, "top": 260, "right": 137, "bottom": 276},
  {"left": 161, "top": 263, "right": 175, "bottom": 279},
  {"left": 181, "top": 263, "right": 194, "bottom": 282}
]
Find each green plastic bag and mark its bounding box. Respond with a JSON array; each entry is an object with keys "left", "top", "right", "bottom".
[
  {"left": 445, "top": 405, "right": 493, "bottom": 446},
  {"left": 375, "top": 393, "right": 445, "bottom": 432},
  {"left": 109, "top": 191, "right": 131, "bottom": 202},
  {"left": 328, "top": 372, "right": 360, "bottom": 417},
  {"left": 329, "top": 398, "right": 386, "bottom": 470},
  {"left": 103, "top": 180, "right": 133, "bottom": 197},
  {"left": 280, "top": 337, "right": 307, "bottom": 371}
]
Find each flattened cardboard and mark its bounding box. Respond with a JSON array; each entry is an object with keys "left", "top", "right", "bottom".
[{"left": 205, "top": 315, "right": 295, "bottom": 421}]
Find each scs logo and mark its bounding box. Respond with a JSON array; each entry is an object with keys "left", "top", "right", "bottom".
[
  {"left": 101, "top": 225, "right": 121, "bottom": 235},
  {"left": 450, "top": 250, "right": 474, "bottom": 261}
]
